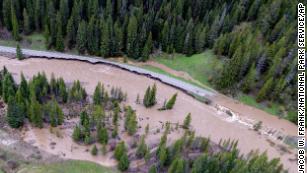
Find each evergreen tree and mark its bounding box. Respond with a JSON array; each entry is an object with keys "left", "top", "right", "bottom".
[
  {"left": 76, "top": 21, "right": 87, "bottom": 54},
  {"left": 143, "top": 86, "right": 151, "bottom": 107},
  {"left": 3, "top": 0, "right": 12, "bottom": 30},
  {"left": 23, "top": 8, "right": 31, "bottom": 34},
  {"left": 241, "top": 65, "right": 256, "bottom": 93},
  {"left": 2, "top": 72, "right": 16, "bottom": 103},
  {"left": 118, "top": 152, "right": 130, "bottom": 171},
  {"left": 149, "top": 165, "right": 157, "bottom": 173},
  {"left": 165, "top": 93, "right": 177, "bottom": 110},
  {"left": 93, "top": 82, "right": 103, "bottom": 105},
  {"left": 16, "top": 44, "right": 23, "bottom": 60},
  {"left": 59, "top": 0, "right": 69, "bottom": 32},
  {"left": 29, "top": 99, "right": 43, "bottom": 128},
  {"left": 11, "top": 4, "right": 20, "bottom": 41},
  {"left": 66, "top": 17, "right": 75, "bottom": 49},
  {"left": 100, "top": 18, "right": 111, "bottom": 57},
  {"left": 141, "top": 32, "right": 153, "bottom": 61},
  {"left": 91, "top": 145, "right": 98, "bottom": 155},
  {"left": 114, "top": 141, "right": 127, "bottom": 160},
  {"left": 7, "top": 96, "right": 24, "bottom": 128},
  {"left": 136, "top": 135, "right": 148, "bottom": 158},
  {"left": 87, "top": 16, "right": 99, "bottom": 55},
  {"left": 97, "top": 127, "right": 108, "bottom": 144},
  {"left": 256, "top": 77, "right": 274, "bottom": 102},
  {"left": 149, "top": 84, "right": 157, "bottom": 106},
  {"left": 183, "top": 113, "right": 191, "bottom": 129},
  {"left": 72, "top": 125, "right": 82, "bottom": 141},
  {"left": 58, "top": 78, "right": 68, "bottom": 103},
  {"left": 19, "top": 73, "right": 29, "bottom": 99},
  {"left": 168, "top": 158, "right": 185, "bottom": 173},
  {"left": 125, "top": 106, "right": 138, "bottom": 135},
  {"left": 127, "top": 15, "right": 138, "bottom": 59},
  {"left": 55, "top": 12, "right": 65, "bottom": 51}
]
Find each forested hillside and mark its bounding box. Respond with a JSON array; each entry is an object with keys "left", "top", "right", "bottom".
[{"left": 0, "top": 0, "right": 298, "bottom": 123}]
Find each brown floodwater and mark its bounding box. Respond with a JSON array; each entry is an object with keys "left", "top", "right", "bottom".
[{"left": 0, "top": 57, "right": 298, "bottom": 172}]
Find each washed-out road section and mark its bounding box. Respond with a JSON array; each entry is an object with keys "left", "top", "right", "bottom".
[
  {"left": 0, "top": 45, "right": 215, "bottom": 100},
  {"left": 0, "top": 45, "right": 298, "bottom": 172}
]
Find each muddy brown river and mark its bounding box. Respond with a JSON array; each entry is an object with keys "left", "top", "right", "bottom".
[{"left": 0, "top": 57, "right": 298, "bottom": 172}]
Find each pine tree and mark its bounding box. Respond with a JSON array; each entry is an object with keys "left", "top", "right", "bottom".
[
  {"left": 143, "top": 86, "right": 151, "bottom": 107},
  {"left": 241, "top": 65, "right": 256, "bottom": 93},
  {"left": 29, "top": 99, "right": 43, "bottom": 128},
  {"left": 19, "top": 73, "right": 29, "bottom": 99},
  {"left": 165, "top": 93, "right": 177, "bottom": 110},
  {"left": 100, "top": 18, "right": 111, "bottom": 57},
  {"left": 3, "top": 0, "right": 12, "bottom": 30},
  {"left": 11, "top": 4, "right": 20, "bottom": 41},
  {"left": 7, "top": 96, "right": 24, "bottom": 128},
  {"left": 72, "top": 125, "right": 82, "bottom": 141},
  {"left": 66, "top": 17, "right": 75, "bottom": 49},
  {"left": 148, "top": 165, "right": 157, "bottom": 173},
  {"left": 183, "top": 113, "right": 191, "bottom": 129},
  {"left": 91, "top": 145, "right": 98, "bottom": 155},
  {"left": 168, "top": 158, "right": 185, "bottom": 173},
  {"left": 114, "top": 141, "right": 127, "bottom": 160},
  {"left": 44, "top": 24, "right": 51, "bottom": 49},
  {"left": 127, "top": 15, "right": 138, "bottom": 59},
  {"left": 113, "top": 21, "right": 123, "bottom": 56},
  {"left": 58, "top": 78, "right": 68, "bottom": 103},
  {"left": 149, "top": 84, "right": 157, "bottom": 106},
  {"left": 161, "top": 21, "right": 170, "bottom": 52},
  {"left": 59, "top": 0, "right": 69, "bottom": 32},
  {"left": 141, "top": 32, "right": 153, "bottom": 62},
  {"left": 127, "top": 111, "right": 138, "bottom": 135},
  {"left": 2, "top": 72, "right": 16, "bottom": 103},
  {"left": 136, "top": 135, "right": 148, "bottom": 158},
  {"left": 16, "top": 44, "right": 23, "bottom": 60},
  {"left": 87, "top": 16, "right": 99, "bottom": 55},
  {"left": 97, "top": 127, "right": 108, "bottom": 144},
  {"left": 118, "top": 153, "right": 130, "bottom": 171},
  {"left": 23, "top": 8, "right": 31, "bottom": 35},
  {"left": 76, "top": 20, "right": 87, "bottom": 54},
  {"left": 55, "top": 13, "right": 65, "bottom": 51},
  {"left": 93, "top": 82, "right": 103, "bottom": 105},
  {"left": 256, "top": 77, "right": 274, "bottom": 102}
]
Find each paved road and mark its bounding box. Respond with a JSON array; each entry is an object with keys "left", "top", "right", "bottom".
[{"left": 0, "top": 45, "right": 215, "bottom": 99}]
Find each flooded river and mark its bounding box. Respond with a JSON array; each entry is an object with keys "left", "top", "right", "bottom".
[{"left": 0, "top": 57, "right": 298, "bottom": 172}]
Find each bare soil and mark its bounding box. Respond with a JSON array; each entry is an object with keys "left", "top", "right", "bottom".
[{"left": 0, "top": 57, "right": 298, "bottom": 172}]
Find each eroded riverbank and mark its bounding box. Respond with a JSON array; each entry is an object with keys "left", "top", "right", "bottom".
[{"left": 0, "top": 56, "right": 298, "bottom": 172}]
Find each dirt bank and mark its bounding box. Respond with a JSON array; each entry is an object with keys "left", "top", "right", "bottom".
[{"left": 0, "top": 57, "right": 298, "bottom": 172}]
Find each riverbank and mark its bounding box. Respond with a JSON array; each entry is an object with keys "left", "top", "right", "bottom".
[{"left": 0, "top": 56, "right": 298, "bottom": 172}]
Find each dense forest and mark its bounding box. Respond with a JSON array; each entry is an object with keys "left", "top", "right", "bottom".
[{"left": 0, "top": 0, "right": 298, "bottom": 123}]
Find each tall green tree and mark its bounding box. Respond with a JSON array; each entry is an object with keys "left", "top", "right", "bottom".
[
  {"left": 7, "top": 96, "right": 24, "bottom": 128},
  {"left": 127, "top": 15, "right": 138, "bottom": 59},
  {"left": 16, "top": 44, "right": 23, "bottom": 60},
  {"left": 55, "top": 12, "right": 65, "bottom": 51},
  {"left": 141, "top": 32, "right": 153, "bottom": 61},
  {"left": 76, "top": 20, "right": 87, "bottom": 54},
  {"left": 23, "top": 8, "right": 31, "bottom": 34},
  {"left": 11, "top": 4, "right": 20, "bottom": 41},
  {"left": 165, "top": 93, "right": 177, "bottom": 110}
]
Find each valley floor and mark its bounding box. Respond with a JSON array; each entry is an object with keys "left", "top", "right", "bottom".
[{"left": 0, "top": 55, "right": 298, "bottom": 172}]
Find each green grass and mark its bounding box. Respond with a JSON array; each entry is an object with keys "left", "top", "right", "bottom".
[
  {"left": 237, "top": 94, "right": 282, "bottom": 116},
  {"left": 153, "top": 50, "right": 222, "bottom": 86},
  {"left": 150, "top": 51, "right": 289, "bottom": 117},
  {"left": 141, "top": 65, "right": 213, "bottom": 91},
  {"left": 18, "top": 160, "right": 118, "bottom": 173},
  {"left": 0, "top": 33, "right": 46, "bottom": 50}
]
